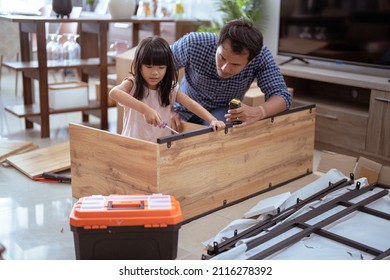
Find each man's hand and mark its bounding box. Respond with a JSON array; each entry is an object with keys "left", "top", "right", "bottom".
[{"left": 224, "top": 102, "right": 266, "bottom": 127}]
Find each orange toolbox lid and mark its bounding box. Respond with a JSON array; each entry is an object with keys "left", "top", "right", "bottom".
[{"left": 69, "top": 194, "right": 183, "bottom": 229}]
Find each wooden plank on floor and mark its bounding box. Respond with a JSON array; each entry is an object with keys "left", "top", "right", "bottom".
[
  {"left": 6, "top": 141, "right": 70, "bottom": 179},
  {"left": 0, "top": 139, "right": 38, "bottom": 163}
]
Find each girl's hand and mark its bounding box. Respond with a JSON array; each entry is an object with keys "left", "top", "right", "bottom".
[
  {"left": 143, "top": 107, "right": 162, "bottom": 127},
  {"left": 170, "top": 112, "right": 183, "bottom": 132},
  {"left": 210, "top": 120, "right": 226, "bottom": 131}
]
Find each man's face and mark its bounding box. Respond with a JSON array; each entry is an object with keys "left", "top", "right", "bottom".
[{"left": 215, "top": 39, "right": 250, "bottom": 79}]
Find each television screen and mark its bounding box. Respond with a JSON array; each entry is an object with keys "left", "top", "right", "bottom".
[{"left": 278, "top": 0, "right": 390, "bottom": 69}]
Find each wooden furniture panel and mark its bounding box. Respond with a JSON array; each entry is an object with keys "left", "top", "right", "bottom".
[
  {"left": 70, "top": 106, "right": 315, "bottom": 221},
  {"left": 0, "top": 140, "right": 37, "bottom": 163},
  {"left": 366, "top": 90, "right": 390, "bottom": 158},
  {"left": 281, "top": 62, "right": 390, "bottom": 165},
  {"left": 6, "top": 142, "right": 70, "bottom": 179},
  {"left": 70, "top": 127, "right": 159, "bottom": 196},
  {"left": 315, "top": 106, "right": 368, "bottom": 151}
]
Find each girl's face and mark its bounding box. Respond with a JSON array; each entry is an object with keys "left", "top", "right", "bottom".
[{"left": 141, "top": 64, "right": 167, "bottom": 90}]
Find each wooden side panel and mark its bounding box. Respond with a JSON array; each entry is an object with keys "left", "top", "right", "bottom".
[
  {"left": 70, "top": 107, "right": 315, "bottom": 220},
  {"left": 0, "top": 140, "right": 37, "bottom": 163},
  {"left": 70, "top": 123, "right": 159, "bottom": 198},
  {"left": 6, "top": 142, "right": 70, "bottom": 179},
  {"left": 157, "top": 108, "right": 315, "bottom": 220},
  {"left": 366, "top": 90, "right": 390, "bottom": 158},
  {"left": 315, "top": 105, "right": 367, "bottom": 152}
]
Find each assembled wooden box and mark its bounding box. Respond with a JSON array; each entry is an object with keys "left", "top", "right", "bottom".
[{"left": 70, "top": 105, "right": 316, "bottom": 221}]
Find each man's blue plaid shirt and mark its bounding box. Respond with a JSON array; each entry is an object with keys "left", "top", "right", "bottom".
[{"left": 172, "top": 32, "right": 292, "bottom": 121}]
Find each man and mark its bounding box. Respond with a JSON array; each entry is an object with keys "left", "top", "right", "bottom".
[{"left": 171, "top": 18, "right": 292, "bottom": 130}]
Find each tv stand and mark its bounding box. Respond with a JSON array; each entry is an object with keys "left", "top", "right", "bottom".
[
  {"left": 279, "top": 57, "right": 309, "bottom": 66},
  {"left": 279, "top": 62, "right": 390, "bottom": 165}
]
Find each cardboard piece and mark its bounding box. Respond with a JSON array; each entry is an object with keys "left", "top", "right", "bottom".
[
  {"left": 242, "top": 85, "right": 293, "bottom": 107},
  {"left": 70, "top": 106, "right": 316, "bottom": 221},
  {"left": 354, "top": 156, "right": 382, "bottom": 184},
  {"left": 95, "top": 81, "right": 116, "bottom": 107},
  {"left": 242, "top": 83, "right": 265, "bottom": 107},
  {"left": 378, "top": 166, "right": 390, "bottom": 186},
  {"left": 115, "top": 47, "right": 137, "bottom": 82},
  {"left": 317, "top": 150, "right": 357, "bottom": 176},
  {"left": 6, "top": 142, "right": 70, "bottom": 179}
]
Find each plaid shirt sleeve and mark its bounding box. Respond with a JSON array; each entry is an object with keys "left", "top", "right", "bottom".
[{"left": 172, "top": 32, "right": 292, "bottom": 121}]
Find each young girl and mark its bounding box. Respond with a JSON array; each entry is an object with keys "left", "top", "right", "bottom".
[{"left": 109, "top": 36, "right": 226, "bottom": 142}]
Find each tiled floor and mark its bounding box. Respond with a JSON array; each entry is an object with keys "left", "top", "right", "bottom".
[{"left": 0, "top": 70, "right": 320, "bottom": 260}]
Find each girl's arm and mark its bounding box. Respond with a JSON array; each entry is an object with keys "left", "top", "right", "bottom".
[
  {"left": 109, "top": 79, "right": 162, "bottom": 127},
  {"left": 176, "top": 91, "right": 226, "bottom": 131}
]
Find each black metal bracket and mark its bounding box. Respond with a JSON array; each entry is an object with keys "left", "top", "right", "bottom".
[
  {"left": 206, "top": 175, "right": 355, "bottom": 257},
  {"left": 157, "top": 123, "right": 234, "bottom": 148},
  {"left": 157, "top": 104, "right": 316, "bottom": 148},
  {"left": 204, "top": 180, "right": 390, "bottom": 260}
]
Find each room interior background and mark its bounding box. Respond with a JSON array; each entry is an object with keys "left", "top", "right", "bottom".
[{"left": 0, "top": 0, "right": 280, "bottom": 63}]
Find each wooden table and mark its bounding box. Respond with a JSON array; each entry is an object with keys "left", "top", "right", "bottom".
[{"left": 0, "top": 14, "right": 203, "bottom": 138}]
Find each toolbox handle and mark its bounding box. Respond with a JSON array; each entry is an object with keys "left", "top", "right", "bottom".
[{"left": 107, "top": 201, "right": 145, "bottom": 210}]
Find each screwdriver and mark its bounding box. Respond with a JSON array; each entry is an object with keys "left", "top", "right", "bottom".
[{"left": 160, "top": 121, "right": 179, "bottom": 134}]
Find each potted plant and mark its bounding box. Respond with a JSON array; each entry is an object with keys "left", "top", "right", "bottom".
[
  {"left": 198, "top": 0, "right": 267, "bottom": 33},
  {"left": 85, "top": 0, "right": 95, "bottom": 11}
]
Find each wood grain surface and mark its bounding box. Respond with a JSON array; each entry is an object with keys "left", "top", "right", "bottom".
[
  {"left": 70, "top": 107, "right": 316, "bottom": 220},
  {"left": 0, "top": 140, "right": 38, "bottom": 163},
  {"left": 6, "top": 141, "right": 70, "bottom": 178}
]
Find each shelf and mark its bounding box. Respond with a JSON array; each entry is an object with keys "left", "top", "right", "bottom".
[
  {"left": 0, "top": 14, "right": 206, "bottom": 138},
  {"left": 5, "top": 100, "right": 103, "bottom": 118},
  {"left": 2, "top": 58, "right": 115, "bottom": 71},
  {"left": 280, "top": 63, "right": 390, "bottom": 92},
  {"left": 292, "top": 96, "right": 369, "bottom": 118},
  {"left": 282, "top": 63, "right": 390, "bottom": 165},
  {"left": 284, "top": 76, "right": 370, "bottom": 112}
]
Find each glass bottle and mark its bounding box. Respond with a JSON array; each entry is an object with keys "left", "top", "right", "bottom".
[
  {"left": 62, "top": 33, "right": 72, "bottom": 61},
  {"left": 63, "top": 34, "right": 80, "bottom": 61},
  {"left": 46, "top": 33, "right": 57, "bottom": 61},
  {"left": 137, "top": 1, "right": 152, "bottom": 17},
  {"left": 156, "top": 0, "right": 171, "bottom": 17},
  {"left": 109, "top": 40, "right": 130, "bottom": 56},
  {"left": 51, "top": 34, "right": 64, "bottom": 61}
]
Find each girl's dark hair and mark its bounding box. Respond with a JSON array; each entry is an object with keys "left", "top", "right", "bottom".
[
  {"left": 218, "top": 18, "right": 263, "bottom": 62},
  {"left": 130, "top": 36, "right": 178, "bottom": 106}
]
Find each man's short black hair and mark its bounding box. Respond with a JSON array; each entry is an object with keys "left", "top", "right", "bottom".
[{"left": 218, "top": 18, "right": 263, "bottom": 62}]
